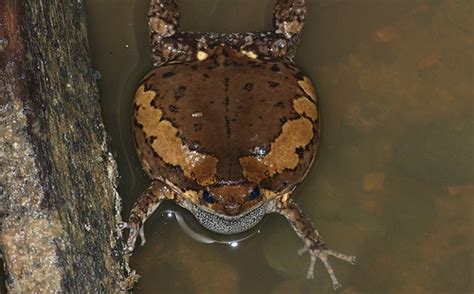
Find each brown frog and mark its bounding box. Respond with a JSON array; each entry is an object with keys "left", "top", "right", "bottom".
[{"left": 123, "top": 0, "right": 356, "bottom": 290}]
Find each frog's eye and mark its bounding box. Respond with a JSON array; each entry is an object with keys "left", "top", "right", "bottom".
[
  {"left": 248, "top": 187, "right": 261, "bottom": 200},
  {"left": 203, "top": 191, "right": 216, "bottom": 203}
]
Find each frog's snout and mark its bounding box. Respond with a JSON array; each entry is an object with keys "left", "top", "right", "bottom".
[{"left": 224, "top": 203, "right": 243, "bottom": 216}]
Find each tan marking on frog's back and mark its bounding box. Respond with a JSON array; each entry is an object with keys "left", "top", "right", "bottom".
[
  {"left": 134, "top": 85, "right": 218, "bottom": 186},
  {"left": 293, "top": 96, "right": 318, "bottom": 121},
  {"left": 298, "top": 76, "right": 317, "bottom": 102},
  {"left": 135, "top": 86, "right": 163, "bottom": 128},
  {"left": 240, "top": 117, "right": 314, "bottom": 183}
]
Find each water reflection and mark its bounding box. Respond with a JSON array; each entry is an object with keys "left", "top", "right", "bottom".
[{"left": 161, "top": 202, "right": 261, "bottom": 245}]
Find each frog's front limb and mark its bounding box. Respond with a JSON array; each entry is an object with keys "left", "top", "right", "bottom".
[
  {"left": 123, "top": 180, "right": 176, "bottom": 253},
  {"left": 273, "top": 197, "right": 356, "bottom": 290}
]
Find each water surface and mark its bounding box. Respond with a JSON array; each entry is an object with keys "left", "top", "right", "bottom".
[{"left": 84, "top": 0, "right": 473, "bottom": 293}]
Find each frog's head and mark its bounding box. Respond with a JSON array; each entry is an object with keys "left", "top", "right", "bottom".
[
  {"left": 202, "top": 183, "right": 262, "bottom": 216},
  {"left": 186, "top": 183, "right": 271, "bottom": 235}
]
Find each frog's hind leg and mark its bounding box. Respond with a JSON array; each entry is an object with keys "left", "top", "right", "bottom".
[
  {"left": 237, "top": 0, "right": 307, "bottom": 60},
  {"left": 147, "top": 0, "right": 308, "bottom": 63},
  {"left": 271, "top": 197, "right": 356, "bottom": 290},
  {"left": 148, "top": 0, "right": 182, "bottom": 64},
  {"left": 273, "top": 0, "right": 307, "bottom": 41},
  {"left": 121, "top": 180, "right": 175, "bottom": 253}
]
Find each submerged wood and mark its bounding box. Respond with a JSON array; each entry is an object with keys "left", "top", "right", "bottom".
[{"left": 0, "top": 0, "right": 130, "bottom": 292}]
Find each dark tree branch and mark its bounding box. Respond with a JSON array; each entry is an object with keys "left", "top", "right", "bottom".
[{"left": 0, "top": 0, "right": 131, "bottom": 292}]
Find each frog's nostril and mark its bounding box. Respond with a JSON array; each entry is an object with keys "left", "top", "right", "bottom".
[{"left": 225, "top": 203, "right": 242, "bottom": 216}]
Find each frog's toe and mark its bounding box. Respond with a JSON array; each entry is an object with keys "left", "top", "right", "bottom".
[
  {"left": 139, "top": 224, "right": 146, "bottom": 246},
  {"left": 299, "top": 244, "right": 356, "bottom": 290},
  {"left": 126, "top": 227, "right": 138, "bottom": 254},
  {"left": 305, "top": 254, "right": 317, "bottom": 279},
  {"left": 124, "top": 222, "right": 143, "bottom": 254},
  {"left": 326, "top": 249, "right": 357, "bottom": 265},
  {"left": 313, "top": 249, "right": 343, "bottom": 290},
  {"left": 298, "top": 246, "right": 308, "bottom": 256},
  {"left": 117, "top": 222, "right": 128, "bottom": 230},
  {"left": 348, "top": 256, "right": 357, "bottom": 265},
  {"left": 118, "top": 221, "right": 137, "bottom": 253}
]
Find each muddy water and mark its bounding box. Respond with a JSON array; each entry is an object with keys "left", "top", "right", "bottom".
[{"left": 84, "top": 0, "right": 473, "bottom": 293}]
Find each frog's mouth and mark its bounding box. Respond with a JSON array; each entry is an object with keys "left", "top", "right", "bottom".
[{"left": 189, "top": 202, "right": 269, "bottom": 235}]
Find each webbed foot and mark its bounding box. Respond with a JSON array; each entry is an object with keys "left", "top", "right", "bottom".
[
  {"left": 120, "top": 181, "right": 173, "bottom": 254},
  {"left": 275, "top": 198, "right": 356, "bottom": 290},
  {"left": 298, "top": 244, "right": 356, "bottom": 290}
]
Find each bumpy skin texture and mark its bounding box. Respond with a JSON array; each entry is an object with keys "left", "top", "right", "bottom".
[{"left": 124, "top": 0, "right": 356, "bottom": 290}]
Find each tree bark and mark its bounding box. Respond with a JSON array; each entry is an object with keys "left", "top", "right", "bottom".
[{"left": 0, "top": 0, "right": 130, "bottom": 292}]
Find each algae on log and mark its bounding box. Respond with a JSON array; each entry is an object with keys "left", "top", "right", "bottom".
[{"left": 0, "top": 0, "right": 130, "bottom": 292}]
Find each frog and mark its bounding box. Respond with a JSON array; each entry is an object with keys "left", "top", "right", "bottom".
[{"left": 122, "top": 0, "right": 356, "bottom": 290}]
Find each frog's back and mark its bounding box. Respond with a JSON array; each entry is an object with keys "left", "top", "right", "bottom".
[{"left": 133, "top": 48, "right": 319, "bottom": 194}]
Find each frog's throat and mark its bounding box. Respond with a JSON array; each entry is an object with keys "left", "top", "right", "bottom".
[{"left": 188, "top": 202, "right": 270, "bottom": 235}]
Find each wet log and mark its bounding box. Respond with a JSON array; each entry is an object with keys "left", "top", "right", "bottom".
[{"left": 0, "top": 0, "right": 130, "bottom": 292}]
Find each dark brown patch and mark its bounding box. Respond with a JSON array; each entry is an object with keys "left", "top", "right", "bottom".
[
  {"left": 149, "top": 99, "right": 158, "bottom": 108},
  {"left": 244, "top": 82, "right": 254, "bottom": 92},
  {"left": 251, "top": 63, "right": 264, "bottom": 69},
  {"left": 193, "top": 123, "right": 203, "bottom": 132},
  {"left": 223, "top": 59, "right": 232, "bottom": 67},
  {"left": 271, "top": 64, "right": 280, "bottom": 72},
  {"left": 149, "top": 136, "right": 157, "bottom": 144},
  {"left": 275, "top": 101, "right": 285, "bottom": 108},
  {"left": 268, "top": 81, "right": 280, "bottom": 88},
  {"left": 174, "top": 85, "right": 186, "bottom": 100},
  {"left": 296, "top": 147, "right": 304, "bottom": 159},
  {"left": 168, "top": 105, "right": 179, "bottom": 113},
  {"left": 163, "top": 71, "right": 175, "bottom": 78},
  {"left": 294, "top": 71, "right": 305, "bottom": 81},
  {"left": 135, "top": 121, "right": 144, "bottom": 129},
  {"left": 207, "top": 60, "right": 219, "bottom": 70}
]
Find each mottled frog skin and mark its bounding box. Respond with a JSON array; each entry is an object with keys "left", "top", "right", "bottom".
[{"left": 124, "top": 0, "right": 355, "bottom": 290}]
